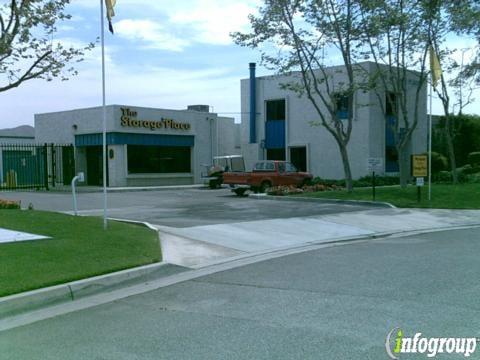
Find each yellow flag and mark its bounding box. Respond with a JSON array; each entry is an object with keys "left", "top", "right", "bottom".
[
  {"left": 429, "top": 45, "right": 442, "bottom": 88},
  {"left": 105, "top": 0, "right": 116, "bottom": 34}
]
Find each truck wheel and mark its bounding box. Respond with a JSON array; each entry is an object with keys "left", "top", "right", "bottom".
[
  {"left": 260, "top": 181, "right": 272, "bottom": 193},
  {"left": 233, "top": 188, "right": 247, "bottom": 196},
  {"left": 209, "top": 179, "right": 218, "bottom": 189}
]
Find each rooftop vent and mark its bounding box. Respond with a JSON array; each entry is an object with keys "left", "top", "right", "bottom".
[{"left": 187, "top": 105, "right": 210, "bottom": 112}]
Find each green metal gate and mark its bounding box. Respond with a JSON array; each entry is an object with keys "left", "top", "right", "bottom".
[{"left": 0, "top": 144, "right": 75, "bottom": 190}]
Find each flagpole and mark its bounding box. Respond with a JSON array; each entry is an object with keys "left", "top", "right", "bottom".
[
  {"left": 428, "top": 76, "right": 433, "bottom": 201},
  {"left": 100, "top": 0, "right": 108, "bottom": 229}
]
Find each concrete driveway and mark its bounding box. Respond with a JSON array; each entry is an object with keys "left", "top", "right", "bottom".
[
  {"left": 0, "top": 188, "right": 377, "bottom": 266},
  {"left": 0, "top": 187, "right": 372, "bottom": 227},
  {"left": 3, "top": 188, "right": 479, "bottom": 268}
]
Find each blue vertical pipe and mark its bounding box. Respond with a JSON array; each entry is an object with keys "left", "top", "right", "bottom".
[{"left": 249, "top": 62, "right": 256, "bottom": 143}]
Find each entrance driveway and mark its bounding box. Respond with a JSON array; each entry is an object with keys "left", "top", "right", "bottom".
[
  {"left": 5, "top": 188, "right": 478, "bottom": 268},
  {"left": 1, "top": 188, "right": 377, "bottom": 267},
  {"left": 0, "top": 188, "right": 372, "bottom": 228}
]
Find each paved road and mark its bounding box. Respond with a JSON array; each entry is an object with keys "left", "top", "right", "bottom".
[
  {"left": 1, "top": 228, "right": 479, "bottom": 359},
  {"left": 0, "top": 188, "right": 373, "bottom": 227}
]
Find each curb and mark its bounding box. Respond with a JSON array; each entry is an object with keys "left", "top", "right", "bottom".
[
  {"left": 248, "top": 193, "right": 396, "bottom": 208},
  {"left": 0, "top": 261, "right": 168, "bottom": 319},
  {"left": 2, "top": 222, "right": 480, "bottom": 332},
  {"left": 0, "top": 218, "right": 166, "bottom": 319}
]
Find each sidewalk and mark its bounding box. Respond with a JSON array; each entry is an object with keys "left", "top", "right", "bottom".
[{"left": 157, "top": 207, "right": 480, "bottom": 268}]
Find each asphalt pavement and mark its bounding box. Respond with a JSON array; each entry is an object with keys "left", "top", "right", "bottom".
[
  {"left": 0, "top": 188, "right": 373, "bottom": 227},
  {"left": 1, "top": 227, "right": 479, "bottom": 359},
  {"left": 3, "top": 188, "right": 480, "bottom": 268}
]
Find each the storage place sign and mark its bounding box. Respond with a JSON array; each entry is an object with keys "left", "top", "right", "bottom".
[{"left": 120, "top": 108, "right": 191, "bottom": 131}]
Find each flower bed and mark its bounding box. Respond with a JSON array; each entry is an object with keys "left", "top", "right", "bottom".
[
  {"left": 0, "top": 199, "right": 21, "bottom": 209},
  {"left": 267, "top": 183, "right": 341, "bottom": 196}
]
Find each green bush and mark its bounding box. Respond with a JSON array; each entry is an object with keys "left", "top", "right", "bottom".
[
  {"left": 466, "top": 173, "right": 480, "bottom": 183},
  {"left": 433, "top": 171, "right": 452, "bottom": 183},
  {"left": 311, "top": 177, "right": 345, "bottom": 187},
  {"left": 311, "top": 176, "right": 399, "bottom": 188},
  {"left": 456, "top": 167, "right": 470, "bottom": 183},
  {"left": 458, "top": 164, "right": 475, "bottom": 175},
  {"left": 431, "top": 152, "right": 448, "bottom": 173},
  {"left": 432, "top": 114, "right": 480, "bottom": 167},
  {"left": 355, "top": 175, "right": 399, "bottom": 187},
  {"left": 468, "top": 152, "right": 480, "bottom": 166}
]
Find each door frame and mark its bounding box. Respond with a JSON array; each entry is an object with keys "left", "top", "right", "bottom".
[{"left": 288, "top": 144, "right": 309, "bottom": 172}]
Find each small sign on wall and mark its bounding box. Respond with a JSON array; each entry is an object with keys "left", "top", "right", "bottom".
[{"left": 367, "top": 157, "right": 384, "bottom": 173}]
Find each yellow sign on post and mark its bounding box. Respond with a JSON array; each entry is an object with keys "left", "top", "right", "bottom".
[{"left": 412, "top": 155, "right": 428, "bottom": 177}]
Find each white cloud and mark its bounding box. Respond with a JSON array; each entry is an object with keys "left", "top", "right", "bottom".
[
  {"left": 114, "top": 19, "right": 190, "bottom": 52},
  {"left": 169, "top": 0, "right": 258, "bottom": 45},
  {"left": 72, "top": 0, "right": 259, "bottom": 48}
]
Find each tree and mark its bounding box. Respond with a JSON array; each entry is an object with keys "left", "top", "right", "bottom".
[
  {"left": 358, "top": 0, "right": 431, "bottom": 188},
  {"left": 433, "top": 114, "right": 480, "bottom": 168},
  {"left": 426, "top": 0, "right": 480, "bottom": 184},
  {"left": 447, "top": 1, "right": 480, "bottom": 99},
  {"left": 233, "top": 0, "right": 365, "bottom": 192},
  {"left": 0, "top": 0, "right": 93, "bottom": 93},
  {"left": 427, "top": 1, "right": 459, "bottom": 183}
]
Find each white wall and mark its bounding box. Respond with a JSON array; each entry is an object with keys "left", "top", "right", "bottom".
[
  {"left": 240, "top": 61, "right": 428, "bottom": 179},
  {"left": 0, "top": 137, "right": 35, "bottom": 144},
  {"left": 217, "top": 116, "right": 239, "bottom": 156},
  {"left": 35, "top": 105, "right": 235, "bottom": 186}
]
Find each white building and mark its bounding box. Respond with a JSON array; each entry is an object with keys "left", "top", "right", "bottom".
[
  {"left": 240, "top": 62, "right": 428, "bottom": 179},
  {"left": 0, "top": 125, "right": 35, "bottom": 144},
  {"left": 35, "top": 105, "right": 237, "bottom": 186}
]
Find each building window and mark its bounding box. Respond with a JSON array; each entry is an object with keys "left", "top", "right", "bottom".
[
  {"left": 127, "top": 145, "right": 191, "bottom": 174},
  {"left": 386, "top": 92, "right": 397, "bottom": 116},
  {"left": 385, "top": 92, "right": 399, "bottom": 172},
  {"left": 265, "top": 99, "right": 286, "bottom": 154},
  {"left": 385, "top": 146, "right": 399, "bottom": 172},
  {"left": 266, "top": 148, "right": 285, "bottom": 161},
  {"left": 266, "top": 99, "right": 285, "bottom": 121},
  {"left": 334, "top": 93, "right": 350, "bottom": 120}
]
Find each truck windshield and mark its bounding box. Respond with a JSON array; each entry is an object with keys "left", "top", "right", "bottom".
[
  {"left": 286, "top": 163, "right": 297, "bottom": 172},
  {"left": 231, "top": 157, "right": 245, "bottom": 172}
]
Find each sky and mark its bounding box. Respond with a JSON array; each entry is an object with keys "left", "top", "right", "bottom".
[
  {"left": 1, "top": 0, "right": 264, "bottom": 129},
  {"left": 1, "top": 0, "right": 479, "bottom": 130}
]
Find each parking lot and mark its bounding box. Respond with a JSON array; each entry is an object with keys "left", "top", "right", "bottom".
[{"left": 0, "top": 187, "right": 373, "bottom": 228}]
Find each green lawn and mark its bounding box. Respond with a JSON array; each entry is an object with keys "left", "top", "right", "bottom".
[
  {"left": 297, "top": 183, "right": 480, "bottom": 209},
  {"left": 0, "top": 210, "right": 161, "bottom": 297}
]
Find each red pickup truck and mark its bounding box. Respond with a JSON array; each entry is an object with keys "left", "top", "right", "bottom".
[{"left": 223, "top": 160, "right": 313, "bottom": 196}]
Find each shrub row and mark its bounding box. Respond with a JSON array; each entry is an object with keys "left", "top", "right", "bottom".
[
  {"left": 431, "top": 151, "right": 480, "bottom": 174},
  {"left": 434, "top": 167, "right": 480, "bottom": 183},
  {"left": 311, "top": 175, "right": 400, "bottom": 188}
]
